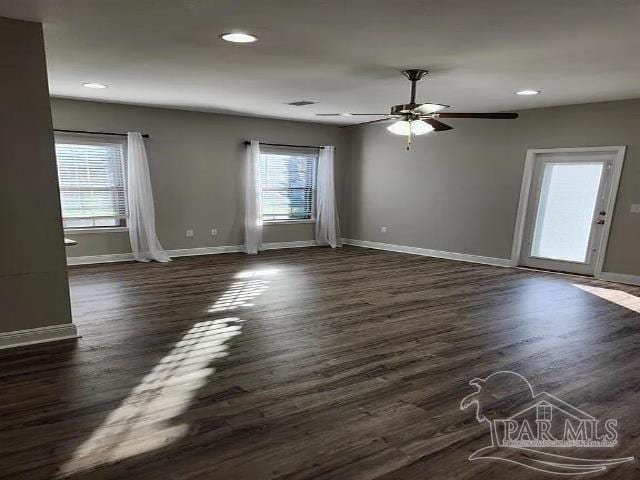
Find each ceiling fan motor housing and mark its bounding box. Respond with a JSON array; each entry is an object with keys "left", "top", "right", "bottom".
[{"left": 390, "top": 103, "right": 421, "bottom": 115}]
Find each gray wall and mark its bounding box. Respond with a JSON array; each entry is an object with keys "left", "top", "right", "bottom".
[
  {"left": 51, "top": 99, "right": 348, "bottom": 257},
  {"left": 345, "top": 99, "right": 640, "bottom": 276},
  {"left": 0, "top": 17, "right": 72, "bottom": 332},
  {"left": 52, "top": 97, "right": 639, "bottom": 276}
]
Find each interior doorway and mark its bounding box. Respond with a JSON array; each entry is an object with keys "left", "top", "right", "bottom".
[{"left": 512, "top": 146, "right": 626, "bottom": 276}]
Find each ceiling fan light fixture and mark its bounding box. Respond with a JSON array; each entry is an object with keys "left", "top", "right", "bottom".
[
  {"left": 410, "top": 120, "right": 434, "bottom": 135},
  {"left": 414, "top": 103, "right": 449, "bottom": 114},
  {"left": 386, "top": 120, "right": 434, "bottom": 136}
]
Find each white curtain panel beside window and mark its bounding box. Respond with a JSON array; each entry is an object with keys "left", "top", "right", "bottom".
[
  {"left": 315, "top": 146, "right": 342, "bottom": 248},
  {"left": 127, "top": 132, "right": 171, "bottom": 262},
  {"left": 244, "top": 140, "right": 263, "bottom": 254}
]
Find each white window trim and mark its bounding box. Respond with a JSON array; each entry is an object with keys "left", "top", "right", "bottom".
[
  {"left": 55, "top": 133, "right": 129, "bottom": 232},
  {"left": 259, "top": 146, "right": 318, "bottom": 224},
  {"left": 263, "top": 219, "right": 316, "bottom": 225},
  {"left": 64, "top": 226, "right": 129, "bottom": 234}
]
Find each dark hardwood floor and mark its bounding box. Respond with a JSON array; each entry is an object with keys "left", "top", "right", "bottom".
[{"left": 1, "top": 246, "right": 639, "bottom": 479}]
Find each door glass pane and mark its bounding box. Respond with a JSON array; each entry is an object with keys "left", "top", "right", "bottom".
[{"left": 530, "top": 163, "right": 604, "bottom": 262}]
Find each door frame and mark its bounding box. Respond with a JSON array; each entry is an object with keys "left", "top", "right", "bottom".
[{"left": 510, "top": 146, "right": 626, "bottom": 278}]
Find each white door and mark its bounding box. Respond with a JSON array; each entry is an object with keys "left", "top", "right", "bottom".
[{"left": 519, "top": 150, "right": 617, "bottom": 275}]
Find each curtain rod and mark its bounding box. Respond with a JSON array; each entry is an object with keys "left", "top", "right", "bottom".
[
  {"left": 54, "top": 129, "right": 150, "bottom": 138},
  {"left": 244, "top": 141, "right": 324, "bottom": 149}
]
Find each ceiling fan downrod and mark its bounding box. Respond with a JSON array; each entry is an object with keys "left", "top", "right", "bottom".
[
  {"left": 403, "top": 69, "right": 429, "bottom": 106},
  {"left": 391, "top": 69, "right": 430, "bottom": 116}
]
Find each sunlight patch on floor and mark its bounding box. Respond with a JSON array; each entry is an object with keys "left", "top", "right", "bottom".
[
  {"left": 235, "top": 268, "right": 280, "bottom": 279},
  {"left": 59, "top": 268, "right": 278, "bottom": 475},
  {"left": 208, "top": 269, "right": 278, "bottom": 313},
  {"left": 207, "top": 279, "right": 269, "bottom": 312},
  {"left": 573, "top": 284, "right": 640, "bottom": 314},
  {"left": 58, "top": 318, "right": 243, "bottom": 475}
]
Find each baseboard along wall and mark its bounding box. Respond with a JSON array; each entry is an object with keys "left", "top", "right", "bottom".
[
  {"left": 66, "top": 238, "right": 640, "bottom": 286},
  {"left": 597, "top": 272, "right": 640, "bottom": 286},
  {"left": 66, "top": 240, "right": 318, "bottom": 266},
  {"left": 341, "top": 238, "right": 513, "bottom": 267},
  {"left": 0, "top": 324, "right": 80, "bottom": 350},
  {"left": 342, "top": 239, "right": 640, "bottom": 287}
]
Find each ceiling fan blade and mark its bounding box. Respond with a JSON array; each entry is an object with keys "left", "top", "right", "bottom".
[
  {"left": 316, "top": 113, "right": 394, "bottom": 116},
  {"left": 421, "top": 117, "right": 453, "bottom": 131},
  {"left": 413, "top": 103, "right": 450, "bottom": 115},
  {"left": 436, "top": 112, "right": 519, "bottom": 119},
  {"left": 341, "top": 117, "right": 396, "bottom": 127}
]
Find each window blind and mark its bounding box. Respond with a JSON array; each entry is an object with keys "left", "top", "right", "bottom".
[
  {"left": 259, "top": 147, "right": 317, "bottom": 221},
  {"left": 55, "top": 137, "right": 127, "bottom": 223}
]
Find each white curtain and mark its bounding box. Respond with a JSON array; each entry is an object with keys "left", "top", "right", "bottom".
[
  {"left": 315, "top": 145, "right": 342, "bottom": 248},
  {"left": 244, "top": 140, "right": 263, "bottom": 254},
  {"left": 126, "top": 132, "right": 171, "bottom": 262}
]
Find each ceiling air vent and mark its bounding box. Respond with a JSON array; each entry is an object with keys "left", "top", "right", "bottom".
[{"left": 287, "top": 101, "right": 317, "bottom": 107}]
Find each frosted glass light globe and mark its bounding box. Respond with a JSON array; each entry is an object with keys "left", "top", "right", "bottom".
[{"left": 386, "top": 120, "right": 433, "bottom": 136}]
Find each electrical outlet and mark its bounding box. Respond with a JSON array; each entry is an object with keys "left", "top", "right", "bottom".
[
  {"left": 211, "top": 228, "right": 218, "bottom": 236},
  {"left": 630, "top": 204, "right": 640, "bottom": 214},
  {"left": 380, "top": 226, "right": 388, "bottom": 233},
  {"left": 185, "top": 229, "right": 194, "bottom": 238}
]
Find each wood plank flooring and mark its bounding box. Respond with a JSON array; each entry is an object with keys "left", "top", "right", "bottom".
[{"left": 1, "top": 246, "right": 639, "bottom": 479}]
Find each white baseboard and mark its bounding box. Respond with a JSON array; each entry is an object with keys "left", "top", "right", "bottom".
[
  {"left": 65, "top": 239, "right": 640, "bottom": 288},
  {"left": 0, "top": 324, "right": 80, "bottom": 350},
  {"left": 342, "top": 239, "right": 640, "bottom": 284},
  {"left": 261, "top": 240, "right": 317, "bottom": 250},
  {"left": 597, "top": 272, "right": 640, "bottom": 286},
  {"left": 67, "top": 240, "right": 318, "bottom": 265},
  {"left": 167, "top": 245, "right": 242, "bottom": 257},
  {"left": 67, "top": 253, "right": 135, "bottom": 266},
  {"left": 341, "top": 238, "right": 513, "bottom": 267}
]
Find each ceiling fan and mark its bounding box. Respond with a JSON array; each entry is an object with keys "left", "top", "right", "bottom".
[{"left": 317, "top": 69, "right": 519, "bottom": 149}]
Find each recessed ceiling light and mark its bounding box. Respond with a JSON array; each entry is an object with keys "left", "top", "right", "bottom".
[
  {"left": 515, "top": 89, "right": 540, "bottom": 96},
  {"left": 82, "top": 83, "right": 108, "bottom": 89},
  {"left": 339, "top": 113, "right": 353, "bottom": 116},
  {"left": 220, "top": 32, "right": 258, "bottom": 43},
  {"left": 287, "top": 100, "right": 317, "bottom": 107}
]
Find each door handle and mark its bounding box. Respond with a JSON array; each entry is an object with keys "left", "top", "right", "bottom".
[{"left": 595, "top": 219, "right": 605, "bottom": 225}]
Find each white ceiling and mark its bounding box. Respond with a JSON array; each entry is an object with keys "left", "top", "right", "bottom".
[{"left": 1, "top": 0, "right": 640, "bottom": 124}]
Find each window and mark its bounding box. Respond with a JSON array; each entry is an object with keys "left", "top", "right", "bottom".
[
  {"left": 530, "top": 162, "right": 604, "bottom": 263},
  {"left": 537, "top": 404, "right": 553, "bottom": 422},
  {"left": 259, "top": 146, "right": 317, "bottom": 222},
  {"left": 55, "top": 135, "right": 127, "bottom": 230}
]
